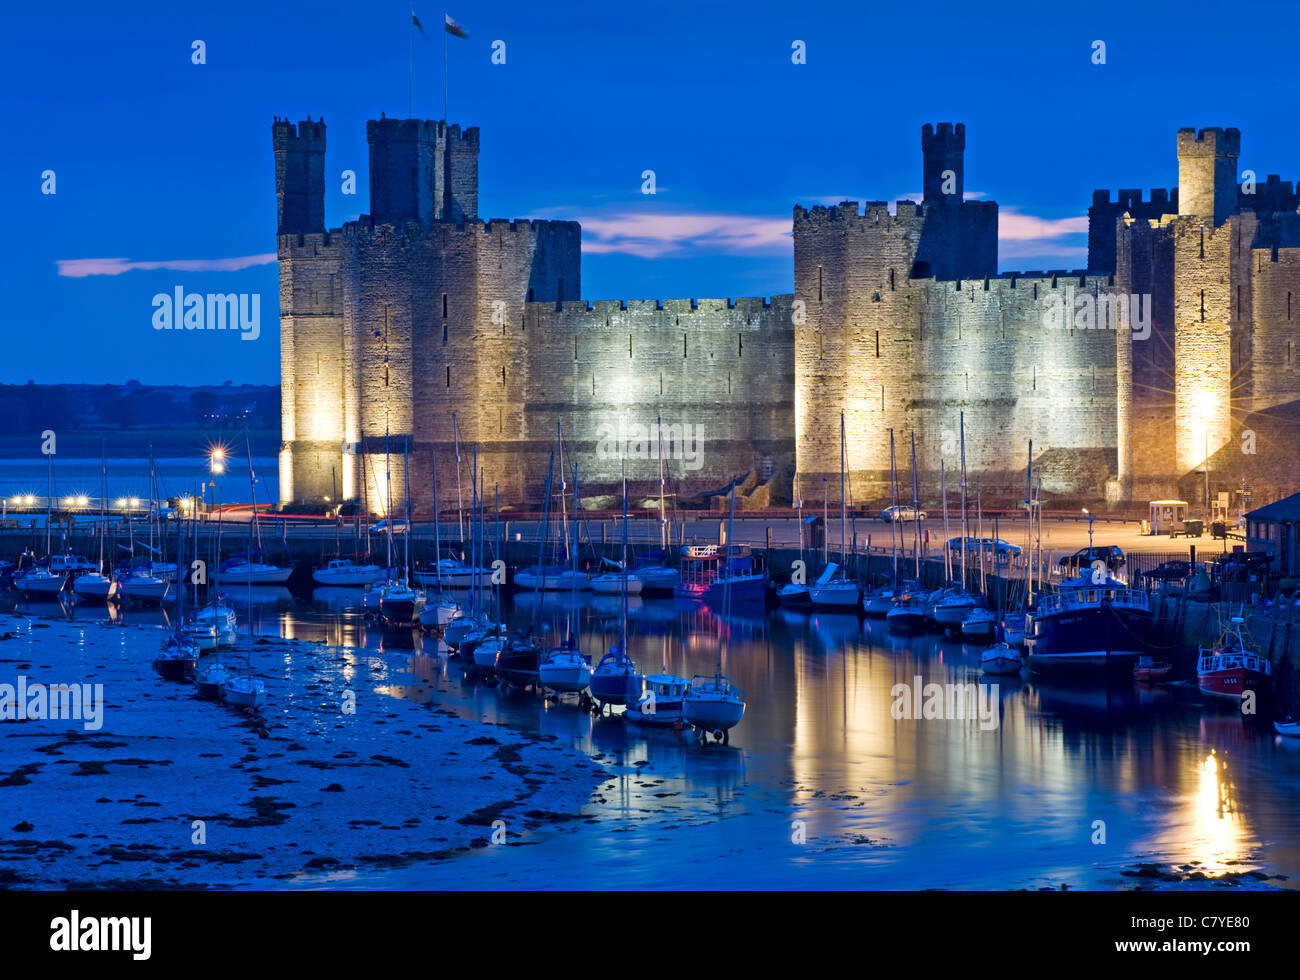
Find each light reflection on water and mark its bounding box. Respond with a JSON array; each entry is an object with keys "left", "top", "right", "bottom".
[{"left": 19, "top": 586, "right": 1300, "bottom": 889}]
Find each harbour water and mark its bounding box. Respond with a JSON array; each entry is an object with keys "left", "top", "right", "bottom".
[
  {"left": 11, "top": 587, "right": 1297, "bottom": 890},
  {"left": 0, "top": 457, "right": 280, "bottom": 510}
]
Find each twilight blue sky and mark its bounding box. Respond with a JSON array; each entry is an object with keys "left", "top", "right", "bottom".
[{"left": 3, "top": 0, "right": 1296, "bottom": 385}]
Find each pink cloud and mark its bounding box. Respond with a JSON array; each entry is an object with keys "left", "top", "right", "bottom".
[
  {"left": 997, "top": 209, "right": 1088, "bottom": 241},
  {"left": 531, "top": 209, "right": 790, "bottom": 259},
  {"left": 56, "top": 254, "right": 277, "bottom": 278}
]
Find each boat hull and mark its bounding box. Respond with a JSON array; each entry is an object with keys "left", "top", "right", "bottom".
[
  {"left": 222, "top": 679, "right": 267, "bottom": 709},
  {"left": 636, "top": 568, "right": 680, "bottom": 596},
  {"left": 809, "top": 583, "right": 861, "bottom": 609},
  {"left": 495, "top": 642, "right": 542, "bottom": 687},
  {"left": 1198, "top": 667, "right": 1270, "bottom": 701},
  {"left": 682, "top": 695, "right": 745, "bottom": 732},
  {"left": 152, "top": 656, "right": 197, "bottom": 681},
  {"left": 1027, "top": 603, "right": 1153, "bottom": 677},
  {"left": 515, "top": 570, "right": 591, "bottom": 591},
  {"left": 224, "top": 565, "right": 293, "bottom": 585},
  {"left": 886, "top": 608, "right": 927, "bottom": 634},
  {"left": 17, "top": 574, "right": 66, "bottom": 596},
  {"left": 538, "top": 652, "right": 592, "bottom": 692}
]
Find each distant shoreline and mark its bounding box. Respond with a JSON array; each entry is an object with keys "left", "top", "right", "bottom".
[{"left": 0, "top": 429, "right": 279, "bottom": 460}]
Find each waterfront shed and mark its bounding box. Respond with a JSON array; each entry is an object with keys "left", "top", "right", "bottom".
[{"left": 1245, "top": 492, "right": 1300, "bottom": 576}]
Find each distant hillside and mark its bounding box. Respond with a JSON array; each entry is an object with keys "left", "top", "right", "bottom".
[{"left": 0, "top": 382, "right": 279, "bottom": 458}]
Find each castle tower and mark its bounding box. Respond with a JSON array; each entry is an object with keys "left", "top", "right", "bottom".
[
  {"left": 922, "top": 122, "right": 964, "bottom": 205},
  {"left": 1177, "top": 127, "right": 1240, "bottom": 226},
  {"left": 366, "top": 118, "right": 480, "bottom": 228},
  {"left": 1171, "top": 128, "right": 1240, "bottom": 477},
  {"left": 273, "top": 117, "right": 325, "bottom": 235},
  {"left": 273, "top": 117, "right": 345, "bottom": 505}
]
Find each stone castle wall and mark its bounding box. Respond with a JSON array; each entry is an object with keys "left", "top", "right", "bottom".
[{"left": 276, "top": 116, "right": 1300, "bottom": 514}]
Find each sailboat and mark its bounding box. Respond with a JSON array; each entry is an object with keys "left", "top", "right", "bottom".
[
  {"left": 632, "top": 416, "right": 681, "bottom": 597},
  {"left": 417, "top": 449, "right": 462, "bottom": 629},
  {"left": 682, "top": 489, "right": 746, "bottom": 744},
  {"left": 863, "top": 429, "right": 903, "bottom": 617},
  {"left": 809, "top": 413, "right": 860, "bottom": 610},
  {"left": 222, "top": 438, "right": 292, "bottom": 585},
  {"left": 492, "top": 456, "right": 543, "bottom": 690},
  {"left": 932, "top": 413, "right": 980, "bottom": 632},
  {"left": 778, "top": 475, "right": 813, "bottom": 608},
  {"left": 590, "top": 462, "right": 643, "bottom": 711},
  {"left": 365, "top": 432, "right": 426, "bottom": 626},
  {"left": 73, "top": 444, "right": 118, "bottom": 601},
  {"left": 539, "top": 463, "right": 593, "bottom": 694},
  {"left": 221, "top": 511, "right": 268, "bottom": 711},
  {"left": 152, "top": 508, "right": 198, "bottom": 681},
  {"left": 999, "top": 441, "right": 1036, "bottom": 648},
  {"left": 15, "top": 453, "right": 68, "bottom": 597}
]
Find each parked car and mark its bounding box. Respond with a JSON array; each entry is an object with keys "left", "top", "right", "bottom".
[
  {"left": 881, "top": 505, "right": 927, "bottom": 522},
  {"left": 981, "top": 537, "right": 1022, "bottom": 561},
  {"left": 369, "top": 519, "right": 410, "bottom": 535},
  {"left": 1058, "top": 545, "right": 1126, "bottom": 573},
  {"left": 1139, "top": 560, "right": 1191, "bottom": 583}
]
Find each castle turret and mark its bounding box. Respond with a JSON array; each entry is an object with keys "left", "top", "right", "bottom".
[
  {"left": 1177, "top": 127, "right": 1240, "bottom": 226},
  {"left": 366, "top": 118, "right": 480, "bottom": 228},
  {"left": 922, "top": 122, "right": 964, "bottom": 205},
  {"left": 273, "top": 118, "right": 326, "bottom": 235}
]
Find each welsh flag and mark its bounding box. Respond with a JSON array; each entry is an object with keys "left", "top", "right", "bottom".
[{"left": 445, "top": 13, "right": 468, "bottom": 38}]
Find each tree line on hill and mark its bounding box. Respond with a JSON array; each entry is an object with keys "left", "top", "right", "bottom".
[{"left": 0, "top": 382, "right": 279, "bottom": 433}]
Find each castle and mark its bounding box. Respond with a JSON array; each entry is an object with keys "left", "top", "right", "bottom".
[{"left": 274, "top": 116, "right": 1300, "bottom": 514}]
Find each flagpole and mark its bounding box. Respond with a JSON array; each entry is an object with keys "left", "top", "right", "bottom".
[{"left": 443, "top": 9, "right": 448, "bottom": 121}]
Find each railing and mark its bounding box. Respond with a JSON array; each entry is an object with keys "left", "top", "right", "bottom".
[{"left": 1035, "top": 587, "right": 1149, "bottom": 616}]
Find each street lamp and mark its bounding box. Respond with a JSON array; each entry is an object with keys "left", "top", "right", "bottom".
[{"left": 1082, "top": 507, "right": 1094, "bottom": 552}]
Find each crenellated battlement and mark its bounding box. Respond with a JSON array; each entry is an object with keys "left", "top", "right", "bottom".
[
  {"left": 526, "top": 296, "right": 787, "bottom": 318},
  {"left": 1177, "top": 126, "right": 1241, "bottom": 158},
  {"left": 1091, "top": 187, "right": 1177, "bottom": 208}
]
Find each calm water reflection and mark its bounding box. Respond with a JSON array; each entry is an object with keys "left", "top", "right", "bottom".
[{"left": 20, "top": 587, "right": 1300, "bottom": 889}]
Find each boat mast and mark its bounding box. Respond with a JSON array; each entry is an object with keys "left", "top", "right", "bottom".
[
  {"left": 384, "top": 426, "right": 393, "bottom": 573},
  {"left": 245, "top": 434, "right": 262, "bottom": 560},
  {"left": 45, "top": 451, "right": 53, "bottom": 557},
  {"left": 332, "top": 467, "right": 340, "bottom": 556},
  {"left": 531, "top": 453, "right": 555, "bottom": 632},
  {"left": 469, "top": 444, "right": 478, "bottom": 618},
  {"left": 98, "top": 441, "right": 107, "bottom": 573},
  {"left": 657, "top": 415, "right": 667, "bottom": 551},
  {"left": 431, "top": 450, "right": 442, "bottom": 592},
  {"left": 910, "top": 432, "right": 921, "bottom": 580},
  {"left": 839, "top": 412, "right": 847, "bottom": 572},
  {"left": 959, "top": 411, "right": 967, "bottom": 593},
  {"left": 557, "top": 423, "right": 568, "bottom": 564},
  {"left": 452, "top": 412, "right": 464, "bottom": 547},
  {"left": 621, "top": 457, "right": 629, "bottom": 659},
  {"left": 402, "top": 439, "right": 411, "bottom": 586},
  {"left": 977, "top": 486, "right": 985, "bottom": 596},
  {"left": 941, "top": 461, "right": 950, "bottom": 582},
  {"left": 571, "top": 462, "right": 580, "bottom": 645},
  {"left": 719, "top": 484, "right": 737, "bottom": 681},
  {"left": 888, "top": 428, "right": 898, "bottom": 584},
  {"left": 1025, "top": 440, "right": 1033, "bottom": 606}
]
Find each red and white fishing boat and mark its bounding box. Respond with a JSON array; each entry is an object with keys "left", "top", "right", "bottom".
[{"left": 1197, "top": 616, "right": 1271, "bottom": 702}]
